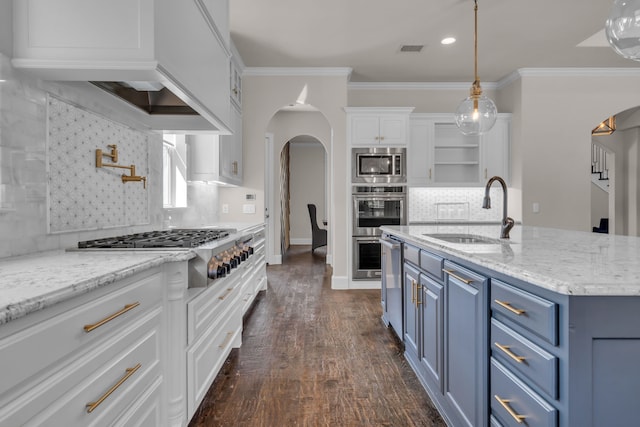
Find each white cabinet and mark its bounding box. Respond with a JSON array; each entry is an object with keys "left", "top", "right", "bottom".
[
  {"left": 230, "top": 56, "right": 242, "bottom": 109},
  {"left": 346, "top": 107, "right": 414, "bottom": 146},
  {"left": 0, "top": 268, "right": 165, "bottom": 427},
  {"left": 408, "top": 114, "right": 511, "bottom": 186},
  {"left": 186, "top": 106, "right": 242, "bottom": 186},
  {"left": 218, "top": 105, "right": 243, "bottom": 186}
]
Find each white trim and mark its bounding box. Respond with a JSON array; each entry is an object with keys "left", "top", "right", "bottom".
[
  {"left": 331, "top": 275, "right": 349, "bottom": 290},
  {"left": 497, "top": 67, "right": 640, "bottom": 89},
  {"left": 348, "top": 81, "right": 494, "bottom": 90},
  {"left": 348, "top": 280, "right": 381, "bottom": 290},
  {"left": 270, "top": 254, "right": 282, "bottom": 265},
  {"left": 343, "top": 106, "right": 415, "bottom": 114},
  {"left": 289, "top": 238, "right": 312, "bottom": 245},
  {"left": 243, "top": 67, "right": 353, "bottom": 77}
]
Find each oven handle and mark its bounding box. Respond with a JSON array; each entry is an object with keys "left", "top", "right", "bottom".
[{"left": 353, "top": 195, "right": 406, "bottom": 201}]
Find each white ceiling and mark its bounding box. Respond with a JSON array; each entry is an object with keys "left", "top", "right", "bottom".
[{"left": 229, "top": 0, "right": 639, "bottom": 83}]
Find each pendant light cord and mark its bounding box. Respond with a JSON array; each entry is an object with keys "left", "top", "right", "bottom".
[{"left": 471, "top": 0, "right": 482, "bottom": 96}]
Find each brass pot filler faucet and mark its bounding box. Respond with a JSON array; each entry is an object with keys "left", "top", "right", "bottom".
[{"left": 96, "top": 144, "right": 147, "bottom": 189}]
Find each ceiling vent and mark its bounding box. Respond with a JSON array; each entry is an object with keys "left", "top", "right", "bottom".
[{"left": 400, "top": 45, "right": 424, "bottom": 53}]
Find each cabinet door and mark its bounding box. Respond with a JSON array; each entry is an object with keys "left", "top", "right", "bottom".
[
  {"left": 408, "top": 118, "right": 434, "bottom": 185},
  {"left": 379, "top": 115, "right": 407, "bottom": 145},
  {"left": 481, "top": 116, "right": 510, "bottom": 183},
  {"left": 218, "top": 106, "right": 242, "bottom": 185},
  {"left": 351, "top": 116, "right": 381, "bottom": 145},
  {"left": 403, "top": 262, "right": 420, "bottom": 358},
  {"left": 420, "top": 273, "right": 444, "bottom": 392},
  {"left": 444, "top": 261, "right": 488, "bottom": 427}
]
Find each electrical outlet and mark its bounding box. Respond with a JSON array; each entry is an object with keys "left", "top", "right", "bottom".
[
  {"left": 222, "top": 204, "right": 229, "bottom": 214},
  {"left": 242, "top": 204, "right": 255, "bottom": 214},
  {"left": 532, "top": 202, "right": 540, "bottom": 213}
]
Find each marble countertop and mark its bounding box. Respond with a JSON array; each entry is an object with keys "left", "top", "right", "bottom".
[
  {"left": 381, "top": 224, "right": 640, "bottom": 296},
  {"left": 0, "top": 223, "right": 266, "bottom": 326}
]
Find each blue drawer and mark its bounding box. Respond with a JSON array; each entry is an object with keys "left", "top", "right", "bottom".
[
  {"left": 404, "top": 243, "right": 420, "bottom": 266},
  {"left": 491, "top": 318, "right": 558, "bottom": 399},
  {"left": 491, "top": 358, "right": 557, "bottom": 427},
  {"left": 420, "top": 249, "right": 444, "bottom": 281},
  {"left": 491, "top": 279, "right": 558, "bottom": 345}
]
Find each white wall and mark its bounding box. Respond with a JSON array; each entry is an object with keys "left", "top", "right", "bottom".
[
  {"left": 218, "top": 73, "right": 349, "bottom": 286},
  {"left": 0, "top": 0, "right": 11, "bottom": 57},
  {"left": 289, "top": 141, "right": 326, "bottom": 243}
]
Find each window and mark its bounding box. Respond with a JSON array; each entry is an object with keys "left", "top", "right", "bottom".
[{"left": 163, "top": 134, "right": 187, "bottom": 208}]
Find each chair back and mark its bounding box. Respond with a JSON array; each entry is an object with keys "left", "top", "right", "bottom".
[{"left": 307, "top": 204, "right": 320, "bottom": 231}]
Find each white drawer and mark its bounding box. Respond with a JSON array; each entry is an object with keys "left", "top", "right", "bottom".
[
  {"left": 187, "top": 309, "right": 241, "bottom": 418},
  {"left": 1, "top": 309, "right": 162, "bottom": 427},
  {"left": 187, "top": 274, "right": 241, "bottom": 345},
  {"left": 0, "top": 270, "right": 162, "bottom": 398}
]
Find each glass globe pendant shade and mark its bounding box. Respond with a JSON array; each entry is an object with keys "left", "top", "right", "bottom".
[
  {"left": 454, "top": 92, "right": 497, "bottom": 136},
  {"left": 606, "top": 0, "right": 640, "bottom": 60}
]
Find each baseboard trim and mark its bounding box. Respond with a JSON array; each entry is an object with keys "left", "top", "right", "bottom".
[
  {"left": 349, "top": 280, "right": 381, "bottom": 290},
  {"left": 290, "top": 238, "right": 312, "bottom": 245},
  {"left": 331, "top": 275, "right": 349, "bottom": 290}
]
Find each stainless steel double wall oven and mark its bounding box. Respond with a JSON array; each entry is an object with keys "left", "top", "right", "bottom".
[{"left": 352, "top": 147, "right": 407, "bottom": 280}]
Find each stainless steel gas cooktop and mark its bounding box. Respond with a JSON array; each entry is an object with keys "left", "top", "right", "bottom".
[{"left": 77, "top": 229, "right": 232, "bottom": 249}]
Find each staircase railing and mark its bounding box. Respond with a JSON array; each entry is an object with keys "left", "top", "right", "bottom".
[{"left": 591, "top": 142, "right": 609, "bottom": 192}]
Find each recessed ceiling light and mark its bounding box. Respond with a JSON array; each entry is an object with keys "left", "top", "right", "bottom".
[{"left": 441, "top": 37, "right": 456, "bottom": 45}]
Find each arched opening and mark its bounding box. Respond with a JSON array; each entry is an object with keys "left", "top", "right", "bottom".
[
  {"left": 263, "top": 106, "right": 332, "bottom": 264},
  {"left": 591, "top": 106, "right": 640, "bottom": 236},
  {"left": 279, "top": 136, "right": 328, "bottom": 261}
]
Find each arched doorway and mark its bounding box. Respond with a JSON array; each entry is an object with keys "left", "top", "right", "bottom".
[
  {"left": 264, "top": 107, "right": 332, "bottom": 264},
  {"left": 591, "top": 106, "right": 640, "bottom": 236},
  {"left": 279, "top": 136, "right": 328, "bottom": 260}
]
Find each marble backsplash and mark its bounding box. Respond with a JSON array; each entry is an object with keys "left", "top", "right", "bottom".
[
  {"left": 0, "top": 53, "right": 164, "bottom": 258},
  {"left": 409, "top": 187, "right": 503, "bottom": 223}
]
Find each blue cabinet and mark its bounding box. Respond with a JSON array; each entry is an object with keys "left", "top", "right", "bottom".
[
  {"left": 403, "top": 261, "right": 420, "bottom": 359},
  {"left": 443, "top": 261, "right": 489, "bottom": 427},
  {"left": 420, "top": 273, "right": 444, "bottom": 392}
]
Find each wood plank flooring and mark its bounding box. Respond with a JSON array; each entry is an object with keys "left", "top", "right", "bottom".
[{"left": 188, "top": 245, "right": 446, "bottom": 427}]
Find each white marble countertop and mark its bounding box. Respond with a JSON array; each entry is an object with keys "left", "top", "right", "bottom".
[
  {"left": 381, "top": 224, "right": 640, "bottom": 296},
  {"left": 0, "top": 223, "right": 266, "bottom": 326}
]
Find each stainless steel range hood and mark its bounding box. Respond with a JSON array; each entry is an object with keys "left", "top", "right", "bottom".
[{"left": 91, "top": 81, "right": 199, "bottom": 116}]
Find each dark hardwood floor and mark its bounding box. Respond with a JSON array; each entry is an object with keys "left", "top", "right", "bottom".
[{"left": 188, "top": 245, "right": 446, "bottom": 427}]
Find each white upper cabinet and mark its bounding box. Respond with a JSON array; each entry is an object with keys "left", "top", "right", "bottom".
[
  {"left": 346, "top": 107, "right": 414, "bottom": 146},
  {"left": 408, "top": 113, "right": 511, "bottom": 187},
  {"left": 12, "top": 0, "right": 231, "bottom": 132}
]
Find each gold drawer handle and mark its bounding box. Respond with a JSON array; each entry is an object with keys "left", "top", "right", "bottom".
[
  {"left": 494, "top": 395, "right": 527, "bottom": 423},
  {"left": 411, "top": 279, "right": 417, "bottom": 304},
  {"left": 218, "top": 288, "right": 234, "bottom": 301},
  {"left": 494, "top": 299, "right": 526, "bottom": 315},
  {"left": 495, "top": 342, "right": 526, "bottom": 363},
  {"left": 443, "top": 269, "right": 473, "bottom": 285},
  {"left": 86, "top": 364, "right": 141, "bottom": 413},
  {"left": 219, "top": 331, "right": 234, "bottom": 349},
  {"left": 84, "top": 302, "right": 140, "bottom": 332}
]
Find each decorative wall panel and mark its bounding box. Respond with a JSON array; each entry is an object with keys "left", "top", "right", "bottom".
[
  {"left": 47, "top": 96, "right": 151, "bottom": 232},
  {"left": 409, "top": 187, "right": 502, "bottom": 223}
]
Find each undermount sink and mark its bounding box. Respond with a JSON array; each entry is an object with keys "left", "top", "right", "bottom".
[{"left": 424, "top": 233, "right": 503, "bottom": 245}]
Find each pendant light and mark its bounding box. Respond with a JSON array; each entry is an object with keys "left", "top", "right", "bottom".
[
  {"left": 454, "top": 0, "right": 497, "bottom": 136},
  {"left": 606, "top": 0, "right": 640, "bottom": 61},
  {"left": 592, "top": 116, "right": 616, "bottom": 136}
]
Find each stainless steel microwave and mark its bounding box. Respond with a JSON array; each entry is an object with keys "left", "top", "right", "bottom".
[{"left": 352, "top": 147, "right": 406, "bottom": 184}]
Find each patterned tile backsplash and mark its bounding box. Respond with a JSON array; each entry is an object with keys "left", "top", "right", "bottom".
[
  {"left": 0, "top": 52, "right": 163, "bottom": 258},
  {"left": 48, "top": 96, "right": 151, "bottom": 232},
  {"left": 409, "top": 187, "right": 503, "bottom": 223}
]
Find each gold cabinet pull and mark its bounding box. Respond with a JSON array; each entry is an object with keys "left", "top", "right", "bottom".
[
  {"left": 429, "top": 168, "right": 432, "bottom": 179},
  {"left": 494, "top": 395, "right": 527, "bottom": 423},
  {"left": 494, "top": 299, "right": 526, "bottom": 315},
  {"left": 411, "top": 279, "right": 417, "bottom": 304},
  {"left": 416, "top": 283, "right": 422, "bottom": 306},
  {"left": 443, "top": 269, "right": 473, "bottom": 285},
  {"left": 218, "top": 288, "right": 234, "bottom": 300},
  {"left": 219, "top": 331, "right": 234, "bottom": 349},
  {"left": 86, "top": 364, "right": 141, "bottom": 413},
  {"left": 84, "top": 302, "right": 140, "bottom": 332},
  {"left": 495, "top": 342, "right": 526, "bottom": 363}
]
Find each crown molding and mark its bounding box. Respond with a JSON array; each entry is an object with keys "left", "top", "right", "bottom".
[
  {"left": 497, "top": 67, "right": 640, "bottom": 88},
  {"left": 243, "top": 67, "right": 353, "bottom": 77},
  {"left": 347, "top": 81, "right": 498, "bottom": 90}
]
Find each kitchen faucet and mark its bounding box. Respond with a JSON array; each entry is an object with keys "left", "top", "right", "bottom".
[{"left": 482, "top": 176, "right": 515, "bottom": 239}]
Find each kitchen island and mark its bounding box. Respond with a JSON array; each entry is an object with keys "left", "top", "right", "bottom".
[{"left": 381, "top": 224, "right": 640, "bottom": 427}]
